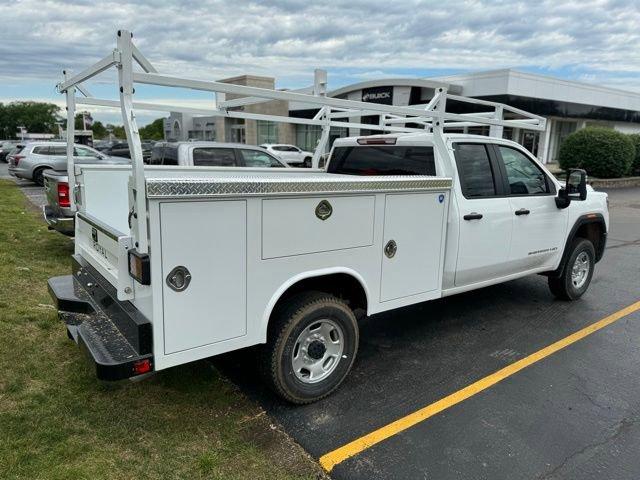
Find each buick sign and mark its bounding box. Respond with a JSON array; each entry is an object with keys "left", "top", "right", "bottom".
[{"left": 362, "top": 86, "right": 393, "bottom": 105}]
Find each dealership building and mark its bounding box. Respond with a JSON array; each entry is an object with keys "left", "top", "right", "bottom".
[{"left": 164, "top": 69, "right": 640, "bottom": 164}]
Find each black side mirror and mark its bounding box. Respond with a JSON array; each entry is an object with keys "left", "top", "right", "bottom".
[{"left": 556, "top": 168, "right": 587, "bottom": 209}]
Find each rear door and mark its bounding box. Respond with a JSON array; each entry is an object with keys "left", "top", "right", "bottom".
[
  {"left": 494, "top": 145, "right": 568, "bottom": 271},
  {"left": 453, "top": 142, "right": 513, "bottom": 287}
]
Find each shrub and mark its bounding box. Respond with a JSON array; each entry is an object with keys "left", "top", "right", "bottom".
[
  {"left": 627, "top": 133, "right": 640, "bottom": 175},
  {"left": 558, "top": 127, "right": 635, "bottom": 178}
]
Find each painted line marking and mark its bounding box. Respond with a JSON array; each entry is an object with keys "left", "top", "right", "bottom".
[{"left": 319, "top": 300, "right": 640, "bottom": 472}]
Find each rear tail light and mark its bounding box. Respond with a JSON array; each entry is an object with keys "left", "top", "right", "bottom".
[
  {"left": 58, "top": 182, "right": 70, "bottom": 208},
  {"left": 356, "top": 137, "right": 397, "bottom": 145},
  {"left": 12, "top": 155, "right": 24, "bottom": 166},
  {"left": 132, "top": 359, "right": 152, "bottom": 375}
]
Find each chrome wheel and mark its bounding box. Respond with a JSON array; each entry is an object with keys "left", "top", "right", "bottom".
[
  {"left": 291, "top": 319, "right": 344, "bottom": 384},
  {"left": 571, "top": 251, "right": 590, "bottom": 289}
]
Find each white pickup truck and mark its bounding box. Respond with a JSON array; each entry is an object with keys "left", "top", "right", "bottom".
[{"left": 49, "top": 31, "right": 608, "bottom": 404}]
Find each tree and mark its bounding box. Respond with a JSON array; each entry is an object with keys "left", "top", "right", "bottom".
[
  {"left": 0, "top": 101, "right": 60, "bottom": 139},
  {"left": 139, "top": 118, "right": 165, "bottom": 140},
  {"left": 105, "top": 124, "right": 126, "bottom": 139},
  {"left": 91, "top": 121, "right": 108, "bottom": 139}
]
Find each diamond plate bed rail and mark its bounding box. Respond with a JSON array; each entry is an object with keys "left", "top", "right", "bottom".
[{"left": 145, "top": 176, "right": 453, "bottom": 198}]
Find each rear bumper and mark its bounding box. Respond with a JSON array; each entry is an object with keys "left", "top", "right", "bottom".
[
  {"left": 43, "top": 206, "right": 75, "bottom": 235},
  {"left": 48, "top": 254, "right": 153, "bottom": 381}
]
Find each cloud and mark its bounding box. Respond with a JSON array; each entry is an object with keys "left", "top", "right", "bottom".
[{"left": 1, "top": 0, "right": 639, "bottom": 125}]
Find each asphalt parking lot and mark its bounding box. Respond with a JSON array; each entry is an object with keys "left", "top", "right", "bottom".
[
  {"left": 220, "top": 186, "right": 640, "bottom": 480},
  {"left": 5, "top": 161, "right": 640, "bottom": 479}
]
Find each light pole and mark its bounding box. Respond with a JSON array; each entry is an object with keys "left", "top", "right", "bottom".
[{"left": 17, "top": 126, "right": 26, "bottom": 141}]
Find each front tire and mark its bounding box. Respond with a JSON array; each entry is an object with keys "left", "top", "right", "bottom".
[
  {"left": 548, "top": 238, "right": 595, "bottom": 300},
  {"left": 259, "top": 291, "right": 359, "bottom": 404}
]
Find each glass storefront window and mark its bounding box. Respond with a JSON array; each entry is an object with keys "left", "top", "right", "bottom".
[
  {"left": 551, "top": 120, "right": 577, "bottom": 162},
  {"left": 257, "top": 121, "right": 278, "bottom": 144}
]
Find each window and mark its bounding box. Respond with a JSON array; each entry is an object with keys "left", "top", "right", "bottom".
[
  {"left": 296, "top": 124, "right": 322, "bottom": 152},
  {"left": 328, "top": 146, "right": 436, "bottom": 176},
  {"left": 256, "top": 121, "right": 278, "bottom": 144},
  {"left": 272, "top": 146, "right": 289, "bottom": 151},
  {"left": 151, "top": 144, "right": 178, "bottom": 165},
  {"left": 498, "top": 146, "right": 549, "bottom": 195},
  {"left": 454, "top": 143, "right": 496, "bottom": 198},
  {"left": 32, "top": 146, "right": 49, "bottom": 155},
  {"left": 50, "top": 146, "right": 66, "bottom": 155},
  {"left": 239, "top": 149, "right": 284, "bottom": 168},
  {"left": 192, "top": 148, "right": 236, "bottom": 166},
  {"left": 74, "top": 147, "right": 99, "bottom": 157}
]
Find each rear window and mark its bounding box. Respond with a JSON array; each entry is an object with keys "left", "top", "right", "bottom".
[
  {"left": 239, "top": 149, "right": 284, "bottom": 168},
  {"left": 32, "top": 146, "right": 50, "bottom": 155},
  {"left": 328, "top": 146, "right": 436, "bottom": 176},
  {"left": 193, "top": 147, "right": 236, "bottom": 166},
  {"left": 150, "top": 144, "right": 178, "bottom": 165}
]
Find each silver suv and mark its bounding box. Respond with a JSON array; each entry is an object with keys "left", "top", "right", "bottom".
[{"left": 8, "top": 142, "right": 130, "bottom": 185}]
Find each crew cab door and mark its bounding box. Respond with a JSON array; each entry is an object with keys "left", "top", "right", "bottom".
[
  {"left": 453, "top": 142, "right": 513, "bottom": 286},
  {"left": 493, "top": 145, "right": 568, "bottom": 270}
]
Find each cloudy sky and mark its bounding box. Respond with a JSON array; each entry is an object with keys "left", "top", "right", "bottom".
[{"left": 0, "top": 0, "right": 639, "bottom": 126}]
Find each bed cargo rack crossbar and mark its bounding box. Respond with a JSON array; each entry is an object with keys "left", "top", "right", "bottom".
[{"left": 56, "top": 29, "right": 546, "bottom": 258}]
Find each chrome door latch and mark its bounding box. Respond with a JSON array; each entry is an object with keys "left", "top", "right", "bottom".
[{"left": 166, "top": 266, "right": 191, "bottom": 292}]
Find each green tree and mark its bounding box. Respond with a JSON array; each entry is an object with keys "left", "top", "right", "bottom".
[
  {"left": 139, "top": 118, "right": 165, "bottom": 140},
  {"left": 0, "top": 101, "right": 60, "bottom": 139},
  {"left": 105, "top": 124, "right": 126, "bottom": 139},
  {"left": 91, "top": 121, "right": 108, "bottom": 139}
]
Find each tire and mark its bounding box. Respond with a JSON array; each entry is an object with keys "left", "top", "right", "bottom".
[
  {"left": 32, "top": 167, "right": 49, "bottom": 186},
  {"left": 303, "top": 157, "right": 312, "bottom": 168},
  {"left": 548, "top": 238, "right": 595, "bottom": 300},
  {"left": 259, "top": 291, "right": 359, "bottom": 404}
]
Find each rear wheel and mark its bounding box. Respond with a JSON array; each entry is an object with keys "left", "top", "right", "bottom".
[
  {"left": 548, "top": 238, "right": 595, "bottom": 300},
  {"left": 32, "top": 167, "right": 50, "bottom": 186},
  {"left": 259, "top": 291, "right": 359, "bottom": 404},
  {"left": 303, "top": 157, "right": 312, "bottom": 168}
]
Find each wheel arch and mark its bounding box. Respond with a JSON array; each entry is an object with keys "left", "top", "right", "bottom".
[
  {"left": 553, "top": 213, "right": 607, "bottom": 277},
  {"left": 260, "top": 268, "right": 370, "bottom": 343}
]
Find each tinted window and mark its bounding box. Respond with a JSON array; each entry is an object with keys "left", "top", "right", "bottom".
[
  {"left": 498, "top": 146, "right": 549, "bottom": 195},
  {"left": 454, "top": 143, "right": 496, "bottom": 198},
  {"left": 32, "top": 146, "right": 50, "bottom": 155},
  {"left": 151, "top": 144, "right": 178, "bottom": 165},
  {"left": 328, "top": 146, "right": 436, "bottom": 176},
  {"left": 193, "top": 148, "right": 236, "bottom": 166},
  {"left": 272, "top": 146, "right": 288, "bottom": 151},
  {"left": 239, "top": 149, "right": 284, "bottom": 167},
  {"left": 50, "top": 146, "right": 67, "bottom": 156}
]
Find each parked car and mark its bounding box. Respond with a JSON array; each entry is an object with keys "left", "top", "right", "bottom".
[
  {"left": 7, "top": 142, "right": 130, "bottom": 185},
  {"left": 0, "top": 141, "right": 21, "bottom": 162},
  {"left": 101, "top": 141, "right": 152, "bottom": 162},
  {"left": 149, "top": 141, "right": 288, "bottom": 167},
  {"left": 42, "top": 171, "right": 74, "bottom": 235},
  {"left": 43, "top": 141, "right": 288, "bottom": 236},
  {"left": 260, "top": 143, "right": 313, "bottom": 167}
]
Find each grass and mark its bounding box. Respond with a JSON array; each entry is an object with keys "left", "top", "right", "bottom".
[{"left": 0, "top": 180, "right": 321, "bottom": 480}]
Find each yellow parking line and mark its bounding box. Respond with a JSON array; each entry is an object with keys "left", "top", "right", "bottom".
[{"left": 319, "top": 300, "right": 640, "bottom": 472}]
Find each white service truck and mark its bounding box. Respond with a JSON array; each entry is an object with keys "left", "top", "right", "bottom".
[{"left": 49, "top": 31, "right": 608, "bottom": 404}]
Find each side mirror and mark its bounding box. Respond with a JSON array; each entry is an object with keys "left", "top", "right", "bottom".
[{"left": 555, "top": 168, "right": 587, "bottom": 209}]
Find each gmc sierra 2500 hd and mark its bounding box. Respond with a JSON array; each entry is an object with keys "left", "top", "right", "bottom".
[{"left": 48, "top": 31, "right": 607, "bottom": 404}]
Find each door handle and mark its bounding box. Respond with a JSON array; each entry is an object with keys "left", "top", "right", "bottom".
[
  {"left": 463, "top": 213, "right": 483, "bottom": 220},
  {"left": 515, "top": 208, "right": 530, "bottom": 216}
]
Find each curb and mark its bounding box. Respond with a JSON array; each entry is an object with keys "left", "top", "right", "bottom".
[{"left": 589, "top": 176, "right": 640, "bottom": 189}]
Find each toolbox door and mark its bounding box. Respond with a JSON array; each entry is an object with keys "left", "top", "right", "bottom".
[
  {"left": 160, "top": 200, "right": 247, "bottom": 354},
  {"left": 380, "top": 192, "right": 446, "bottom": 301}
]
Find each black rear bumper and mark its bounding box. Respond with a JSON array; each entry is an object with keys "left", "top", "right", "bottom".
[{"left": 48, "top": 255, "right": 153, "bottom": 381}]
